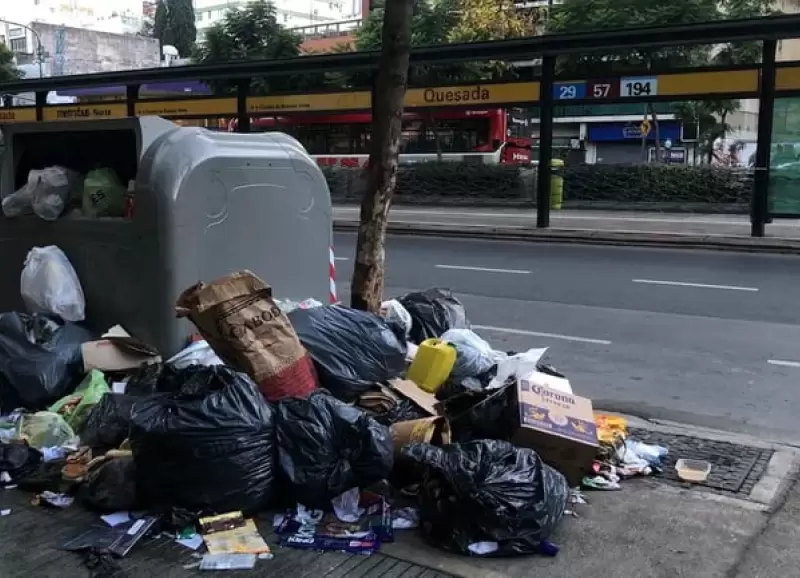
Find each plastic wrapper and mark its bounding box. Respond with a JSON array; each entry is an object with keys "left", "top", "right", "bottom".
[
  {"left": 49, "top": 369, "right": 110, "bottom": 431},
  {"left": 441, "top": 329, "right": 507, "bottom": 382},
  {"left": 166, "top": 340, "right": 224, "bottom": 369},
  {"left": 381, "top": 300, "right": 413, "bottom": 338},
  {"left": 288, "top": 306, "right": 407, "bottom": 402},
  {"left": 398, "top": 288, "right": 470, "bottom": 343},
  {"left": 21, "top": 246, "right": 86, "bottom": 322},
  {"left": 0, "top": 313, "right": 93, "bottom": 413},
  {"left": 488, "top": 348, "right": 549, "bottom": 389},
  {"left": 31, "top": 166, "right": 81, "bottom": 221},
  {"left": 130, "top": 365, "right": 276, "bottom": 514},
  {"left": 16, "top": 411, "right": 76, "bottom": 450},
  {"left": 82, "top": 167, "right": 127, "bottom": 218},
  {"left": 403, "top": 440, "right": 569, "bottom": 557},
  {"left": 78, "top": 393, "right": 136, "bottom": 450},
  {"left": 275, "top": 391, "right": 394, "bottom": 510}
]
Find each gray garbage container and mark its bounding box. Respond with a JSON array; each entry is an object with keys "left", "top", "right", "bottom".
[{"left": 0, "top": 117, "right": 333, "bottom": 355}]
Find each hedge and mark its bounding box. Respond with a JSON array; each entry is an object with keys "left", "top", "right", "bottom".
[{"left": 323, "top": 162, "right": 754, "bottom": 206}]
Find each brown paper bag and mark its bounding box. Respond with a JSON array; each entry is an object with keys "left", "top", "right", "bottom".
[{"left": 176, "top": 270, "right": 318, "bottom": 401}]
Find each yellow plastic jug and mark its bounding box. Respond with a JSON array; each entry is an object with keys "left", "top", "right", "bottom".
[{"left": 407, "top": 338, "right": 457, "bottom": 394}]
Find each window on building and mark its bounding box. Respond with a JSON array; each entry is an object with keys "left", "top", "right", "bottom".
[
  {"left": 0, "top": 35, "right": 5, "bottom": 46},
  {"left": 9, "top": 38, "right": 28, "bottom": 53},
  {"left": 197, "top": 11, "right": 203, "bottom": 20}
]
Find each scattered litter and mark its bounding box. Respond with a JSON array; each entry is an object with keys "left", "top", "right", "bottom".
[
  {"left": 391, "top": 507, "right": 419, "bottom": 530},
  {"left": 1, "top": 509, "right": 11, "bottom": 516},
  {"left": 676, "top": 459, "right": 712, "bottom": 483},
  {"left": 199, "top": 553, "right": 258, "bottom": 571},
  {"left": 34, "top": 491, "right": 74, "bottom": 508},
  {"left": 0, "top": 472, "right": 11, "bottom": 484},
  {"left": 101, "top": 512, "right": 131, "bottom": 527},
  {"left": 176, "top": 534, "right": 204, "bottom": 551},
  {"left": 199, "top": 512, "right": 271, "bottom": 556}
]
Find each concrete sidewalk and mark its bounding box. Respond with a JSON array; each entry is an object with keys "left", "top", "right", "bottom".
[
  {"left": 333, "top": 206, "right": 800, "bottom": 253},
  {"left": 384, "top": 415, "right": 800, "bottom": 578}
]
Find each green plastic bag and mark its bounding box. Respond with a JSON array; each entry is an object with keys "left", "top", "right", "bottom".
[
  {"left": 17, "top": 411, "right": 76, "bottom": 450},
  {"left": 82, "top": 168, "right": 126, "bottom": 218},
  {"left": 49, "top": 370, "right": 110, "bottom": 431}
]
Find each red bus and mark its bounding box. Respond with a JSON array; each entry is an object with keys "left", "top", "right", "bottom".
[{"left": 229, "top": 108, "right": 532, "bottom": 166}]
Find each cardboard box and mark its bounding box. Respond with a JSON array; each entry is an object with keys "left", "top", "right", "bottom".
[
  {"left": 82, "top": 325, "right": 161, "bottom": 373},
  {"left": 512, "top": 380, "right": 599, "bottom": 486},
  {"left": 387, "top": 378, "right": 440, "bottom": 416}
]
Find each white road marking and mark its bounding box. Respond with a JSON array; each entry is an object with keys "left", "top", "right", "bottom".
[
  {"left": 435, "top": 264, "right": 531, "bottom": 274},
  {"left": 768, "top": 359, "right": 800, "bottom": 368},
  {"left": 334, "top": 257, "right": 350, "bottom": 261},
  {"left": 632, "top": 279, "right": 759, "bottom": 292},
  {"left": 473, "top": 324, "right": 612, "bottom": 345}
]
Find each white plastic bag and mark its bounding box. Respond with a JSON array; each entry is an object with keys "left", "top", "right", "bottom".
[
  {"left": 21, "top": 246, "right": 86, "bottom": 322},
  {"left": 167, "top": 340, "right": 224, "bottom": 369},
  {"left": 381, "top": 299, "right": 413, "bottom": 337},
  {"left": 2, "top": 173, "right": 39, "bottom": 218},
  {"left": 441, "top": 328, "right": 507, "bottom": 381},
  {"left": 488, "top": 347, "right": 548, "bottom": 389},
  {"left": 31, "top": 166, "right": 81, "bottom": 222}
]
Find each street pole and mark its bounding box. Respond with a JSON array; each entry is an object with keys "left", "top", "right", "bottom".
[{"left": 0, "top": 18, "right": 45, "bottom": 78}]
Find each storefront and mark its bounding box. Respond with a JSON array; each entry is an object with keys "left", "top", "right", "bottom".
[{"left": 587, "top": 121, "right": 687, "bottom": 164}]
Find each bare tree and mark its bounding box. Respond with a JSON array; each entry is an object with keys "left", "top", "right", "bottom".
[{"left": 350, "top": 0, "right": 415, "bottom": 313}]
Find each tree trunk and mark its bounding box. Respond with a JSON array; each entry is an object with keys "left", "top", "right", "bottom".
[{"left": 350, "top": 0, "right": 414, "bottom": 313}]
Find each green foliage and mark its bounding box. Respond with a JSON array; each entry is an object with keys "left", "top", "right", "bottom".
[
  {"left": 0, "top": 43, "right": 21, "bottom": 84},
  {"left": 152, "top": 0, "right": 196, "bottom": 57},
  {"left": 353, "top": 0, "right": 540, "bottom": 85},
  {"left": 324, "top": 162, "right": 753, "bottom": 207},
  {"left": 562, "top": 164, "right": 753, "bottom": 205},
  {"left": 193, "top": 0, "right": 305, "bottom": 95}
]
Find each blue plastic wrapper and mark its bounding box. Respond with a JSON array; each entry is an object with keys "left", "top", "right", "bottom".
[{"left": 276, "top": 494, "right": 392, "bottom": 555}]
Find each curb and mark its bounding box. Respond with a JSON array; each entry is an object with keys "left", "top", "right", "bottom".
[{"left": 333, "top": 220, "right": 800, "bottom": 255}]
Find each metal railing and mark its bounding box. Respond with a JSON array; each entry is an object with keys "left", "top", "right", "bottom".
[{"left": 290, "top": 19, "right": 362, "bottom": 40}]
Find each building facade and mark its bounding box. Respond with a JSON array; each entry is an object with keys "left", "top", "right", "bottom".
[{"left": 194, "top": 0, "right": 365, "bottom": 42}]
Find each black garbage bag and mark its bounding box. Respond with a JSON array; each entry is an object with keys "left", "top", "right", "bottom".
[
  {"left": 79, "top": 394, "right": 137, "bottom": 450},
  {"left": 288, "top": 306, "right": 407, "bottom": 402},
  {"left": 0, "top": 441, "right": 42, "bottom": 483},
  {"left": 398, "top": 288, "right": 469, "bottom": 344},
  {"left": 0, "top": 312, "right": 93, "bottom": 412},
  {"left": 440, "top": 383, "right": 517, "bottom": 443},
  {"left": 124, "top": 363, "right": 186, "bottom": 396},
  {"left": 276, "top": 391, "right": 394, "bottom": 510},
  {"left": 79, "top": 455, "right": 140, "bottom": 513},
  {"left": 130, "top": 365, "right": 276, "bottom": 514},
  {"left": 403, "top": 440, "right": 569, "bottom": 557}
]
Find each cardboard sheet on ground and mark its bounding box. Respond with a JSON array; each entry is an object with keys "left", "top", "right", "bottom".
[{"left": 202, "top": 519, "right": 271, "bottom": 556}]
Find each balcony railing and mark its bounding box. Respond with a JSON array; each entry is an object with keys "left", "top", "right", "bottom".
[{"left": 290, "top": 19, "right": 362, "bottom": 40}]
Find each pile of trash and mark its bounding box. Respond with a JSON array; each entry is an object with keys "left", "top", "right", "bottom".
[
  {"left": 2, "top": 165, "right": 129, "bottom": 221},
  {"left": 0, "top": 246, "right": 670, "bottom": 571}
]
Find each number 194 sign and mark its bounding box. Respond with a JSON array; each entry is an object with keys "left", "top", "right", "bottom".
[{"left": 620, "top": 76, "right": 658, "bottom": 97}]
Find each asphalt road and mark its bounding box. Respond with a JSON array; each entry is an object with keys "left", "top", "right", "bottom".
[{"left": 332, "top": 232, "right": 800, "bottom": 441}]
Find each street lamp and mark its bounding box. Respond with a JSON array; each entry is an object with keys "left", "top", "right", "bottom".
[{"left": 0, "top": 18, "right": 45, "bottom": 79}]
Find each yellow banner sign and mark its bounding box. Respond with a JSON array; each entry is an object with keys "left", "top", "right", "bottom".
[
  {"left": 0, "top": 107, "right": 37, "bottom": 123},
  {"left": 136, "top": 97, "right": 237, "bottom": 117},
  {"left": 42, "top": 103, "right": 128, "bottom": 121},
  {"left": 247, "top": 91, "right": 371, "bottom": 114},
  {"left": 405, "top": 82, "right": 540, "bottom": 108}
]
